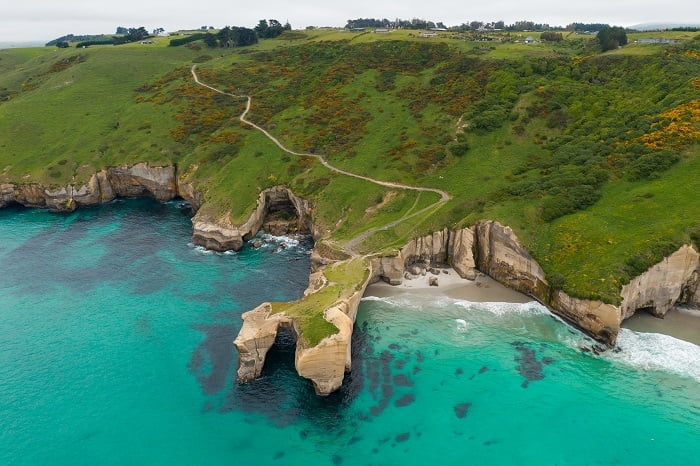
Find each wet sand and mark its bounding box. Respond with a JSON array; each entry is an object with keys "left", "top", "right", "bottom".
[
  {"left": 364, "top": 268, "right": 532, "bottom": 303},
  {"left": 622, "top": 307, "right": 700, "bottom": 346},
  {"left": 365, "top": 267, "right": 700, "bottom": 346}
]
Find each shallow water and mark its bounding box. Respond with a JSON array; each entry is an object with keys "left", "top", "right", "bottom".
[{"left": 1, "top": 199, "right": 698, "bottom": 465}]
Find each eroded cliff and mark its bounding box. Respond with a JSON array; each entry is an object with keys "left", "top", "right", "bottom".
[
  {"left": 191, "top": 185, "right": 314, "bottom": 252},
  {"left": 234, "top": 258, "right": 373, "bottom": 396},
  {"left": 0, "top": 163, "right": 185, "bottom": 211},
  {"left": 370, "top": 221, "right": 698, "bottom": 346}
]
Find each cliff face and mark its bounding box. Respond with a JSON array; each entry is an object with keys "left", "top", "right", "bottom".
[
  {"left": 0, "top": 165, "right": 312, "bottom": 254},
  {"left": 0, "top": 163, "right": 192, "bottom": 211},
  {"left": 191, "top": 185, "right": 314, "bottom": 252},
  {"left": 370, "top": 221, "right": 698, "bottom": 346},
  {"left": 620, "top": 245, "right": 700, "bottom": 319},
  {"left": 234, "top": 261, "right": 373, "bottom": 396}
]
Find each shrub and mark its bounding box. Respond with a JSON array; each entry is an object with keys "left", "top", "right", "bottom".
[
  {"left": 628, "top": 150, "right": 679, "bottom": 180},
  {"left": 447, "top": 141, "right": 470, "bottom": 157},
  {"left": 541, "top": 184, "right": 601, "bottom": 221}
]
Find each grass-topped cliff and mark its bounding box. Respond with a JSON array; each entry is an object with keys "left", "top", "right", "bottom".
[{"left": 1, "top": 29, "right": 698, "bottom": 305}]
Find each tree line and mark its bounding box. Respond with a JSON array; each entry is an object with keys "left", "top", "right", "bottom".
[
  {"left": 46, "top": 27, "right": 151, "bottom": 48},
  {"left": 169, "top": 20, "right": 291, "bottom": 48},
  {"left": 344, "top": 18, "right": 631, "bottom": 34}
]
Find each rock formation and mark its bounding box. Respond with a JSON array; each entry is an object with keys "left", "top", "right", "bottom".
[
  {"left": 0, "top": 163, "right": 188, "bottom": 211},
  {"left": 2, "top": 166, "right": 698, "bottom": 396},
  {"left": 620, "top": 245, "right": 700, "bottom": 319},
  {"left": 234, "top": 261, "right": 373, "bottom": 396},
  {"left": 370, "top": 220, "right": 699, "bottom": 346},
  {"left": 191, "top": 185, "right": 313, "bottom": 252}
]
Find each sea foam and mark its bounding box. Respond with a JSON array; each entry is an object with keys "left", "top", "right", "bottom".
[{"left": 606, "top": 329, "right": 700, "bottom": 383}]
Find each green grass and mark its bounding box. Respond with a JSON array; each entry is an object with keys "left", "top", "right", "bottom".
[
  {"left": 270, "top": 257, "right": 369, "bottom": 346},
  {"left": 1, "top": 31, "right": 699, "bottom": 345}
]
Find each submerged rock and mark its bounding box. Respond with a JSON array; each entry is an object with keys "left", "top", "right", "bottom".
[{"left": 454, "top": 402, "right": 471, "bottom": 419}]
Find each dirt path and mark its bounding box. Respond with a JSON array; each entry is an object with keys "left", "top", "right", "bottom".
[{"left": 191, "top": 65, "right": 451, "bottom": 254}]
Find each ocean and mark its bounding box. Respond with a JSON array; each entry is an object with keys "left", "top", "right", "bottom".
[{"left": 1, "top": 198, "right": 698, "bottom": 465}]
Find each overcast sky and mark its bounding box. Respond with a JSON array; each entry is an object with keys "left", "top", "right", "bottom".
[{"left": 1, "top": 0, "right": 698, "bottom": 43}]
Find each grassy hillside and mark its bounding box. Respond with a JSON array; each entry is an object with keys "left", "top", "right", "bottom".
[{"left": 1, "top": 29, "right": 698, "bottom": 304}]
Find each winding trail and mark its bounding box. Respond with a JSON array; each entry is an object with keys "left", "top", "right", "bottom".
[{"left": 191, "top": 65, "right": 451, "bottom": 254}]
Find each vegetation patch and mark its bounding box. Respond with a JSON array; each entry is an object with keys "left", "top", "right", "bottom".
[{"left": 270, "top": 257, "right": 369, "bottom": 346}]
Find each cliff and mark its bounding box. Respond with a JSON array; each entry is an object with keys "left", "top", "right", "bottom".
[
  {"left": 3, "top": 171, "right": 697, "bottom": 396},
  {"left": 371, "top": 221, "right": 698, "bottom": 346},
  {"left": 0, "top": 164, "right": 313, "bottom": 254},
  {"left": 191, "top": 185, "right": 313, "bottom": 252},
  {"left": 0, "top": 163, "right": 187, "bottom": 211},
  {"left": 234, "top": 259, "right": 373, "bottom": 395}
]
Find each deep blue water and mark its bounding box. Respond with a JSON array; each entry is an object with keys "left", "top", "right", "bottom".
[{"left": 1, "top": 199, "right": 698, "bottom": 465}]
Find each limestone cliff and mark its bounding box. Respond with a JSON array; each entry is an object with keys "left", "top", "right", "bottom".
[
  {"left": 620, "top": 245, "right": 700, "bottom": 319},
  {"left": 234, "top": 259, "right": 373, "bottom": 396},
  {"left": 0, "top": 163, "right": 188, "bottom": 212},
  {"left": 369, "top": 221, "right": 698, "bottom": 346},
  {"left": 191, "top": 185, "right": 313, "bottom": 252}
]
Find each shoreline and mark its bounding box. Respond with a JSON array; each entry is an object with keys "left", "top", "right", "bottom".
[
  {"left": 364, "top": 267, "right": 532, "bottom": 303},
  {"left": 364, "top": 266, "right": 700, "bottom": 347},
  {"left": 622, "top": 306, "right": 700, "bottom": 346}
]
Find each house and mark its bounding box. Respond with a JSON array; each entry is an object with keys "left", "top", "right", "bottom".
[
  {"left": 524, "top": 36, "right": 536, "bottom": 44},
  {"left": 419, "top": 32, "right": 438, "bottom": 38},
  {"left": 375, "top": 28, "right": 390, "bottom": 33}
]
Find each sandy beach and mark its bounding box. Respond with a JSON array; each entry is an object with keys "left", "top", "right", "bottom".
[
  {"left": 622, "top": 306, "right": 700, "bottom": 346},
  {"left": 365, "top": 267, "right": 700, "bottom": 346},
  {"left": 364, "top": 267, "right": 532, "bottom": 303}
]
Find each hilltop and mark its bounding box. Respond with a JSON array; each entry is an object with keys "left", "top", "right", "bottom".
[{"left": 0, "top": 28, "right": 698, "bottom": 353}]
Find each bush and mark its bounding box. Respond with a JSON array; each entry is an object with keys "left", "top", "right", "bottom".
[
  {"left": 541, "top": 184, "right": 601, "bottom": 221},
  {"left": 75, "top": 39, "right": 114, "bottom": 48},
  {"left": 447, "top": 141, "right": 470, "bottom": 157},
  {"left": 628, "top": 150, "right": 679, "bottom": 180},
  {"left": 540, "top": 32, "right": 563, "bottom": 42},
  {"left": 169, "top": 34, "right": 206, "bottom": 47}
]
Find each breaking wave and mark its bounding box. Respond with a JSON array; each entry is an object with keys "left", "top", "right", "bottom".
[
  {"left": 606, "top": 329, "right": 700, "bottom": 383},
  {"left": 361, "top": 294, "right": 700, "bottom": 382}
]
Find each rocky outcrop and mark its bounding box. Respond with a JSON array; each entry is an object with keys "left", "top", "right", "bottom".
[
  {"left": 0, "top": 163, "right": 188, "bottom": 212},
  {"left": 473, "top": 221, "right": 549, "bottom": 299},
  {"left": 234, "top": 259, "right": 373, "bottom": 396},
  {"left": 191, "top": 185, "right": 313, "bottom": 252},
  {"left": 370, "top": 228, "right": 464, "bottom": 285},
  {"left": 234, "top": 303, "right": 296, "bottom": 382},
  {"left": 620, "top": 245, "right": 700, "bottom": 319}
]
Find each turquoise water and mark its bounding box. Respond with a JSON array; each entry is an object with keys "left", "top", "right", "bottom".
[{"left": 1, "top": 199, "right": 698, "bottom": 465}]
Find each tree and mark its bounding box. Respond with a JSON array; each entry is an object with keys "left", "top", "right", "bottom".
[
  {"left": 541, "top": 31, "right": 563, "bottom": 42},
  {"left": 216, "top": 26, "right": 258, "bottom": 47},
  {"left": 203, "top": 33, "right": 218, "bottom": 47},
  {"left": 56, "top": 41, "right": 70, "bottom": 48},
  {"left": 597, "top": 26, "right": 627, "bottom": 51},
  {"left": 255, "top": 19, "right": 285, "bottom": 38},
  {"left": 116, "top": 26, "right": 128, "bottom": 34}
]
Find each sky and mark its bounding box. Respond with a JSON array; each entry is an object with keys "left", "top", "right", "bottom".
[{"left": 1, "top": 0, "right": 698, "bottom": 43}]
